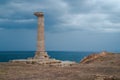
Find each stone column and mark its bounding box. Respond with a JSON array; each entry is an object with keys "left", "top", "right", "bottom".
[{"left": 34, "top": 12, "right": 49, "bottom": 59}]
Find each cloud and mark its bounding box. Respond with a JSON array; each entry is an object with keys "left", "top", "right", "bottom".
[
  {"left": 57, "top": 12, "right": 120, "bottom": 32},
  {"left": 0, "top": 0, "right": 120, "bottom": 32},
  {"left": 0, "top": 18, "right": 35, "bottom": 23},
  {"left": 55, "top": 0, "right": 120, "bottom": 33}
]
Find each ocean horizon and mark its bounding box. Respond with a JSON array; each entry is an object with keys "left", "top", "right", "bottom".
[{"left": 0, "top": 51, "right": 96, "bottom": 62}]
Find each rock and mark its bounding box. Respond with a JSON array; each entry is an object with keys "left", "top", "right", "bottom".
[
  {"left": 60, "top": 61, "right": 76, "bottom": 67},
  {"left": 94, "top": 74, "right": 116, "bottom": 80},
  {"left": 10, "top": 58, "right": 76, "bottom": 67},
  {"left": 80, "top": 51, "right": 113, "bottom": 64}
]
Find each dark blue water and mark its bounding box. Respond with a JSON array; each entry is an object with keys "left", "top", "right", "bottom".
[{"left": 0, "top": 51, "right": 94, "bottom": 62}]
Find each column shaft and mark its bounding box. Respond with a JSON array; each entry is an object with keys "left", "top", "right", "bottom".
[
  {"left": 34, "top": 12, "right": 49, "bottom": 59},
  {"left": 37, "top": 16, "right": 45, "bottom": 52}
]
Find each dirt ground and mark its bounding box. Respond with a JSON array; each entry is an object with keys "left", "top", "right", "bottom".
[{"left": 0, "top": 53, "right": 120, "bottom": 80}]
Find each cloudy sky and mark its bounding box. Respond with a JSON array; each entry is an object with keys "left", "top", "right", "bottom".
[{"left": 0, "top": 0, "right": 120, "bottom": 52}]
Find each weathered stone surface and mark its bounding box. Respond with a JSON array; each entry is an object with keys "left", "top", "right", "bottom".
[
  {"left": 80, "top": 51, "right": 113, "bottom": 64},
  {"left": 34, "top": 51, "right": 49, "bottom": 59},
  {"left": 34, "top": 12, "right": 49, "bottom": 59},
  {"left": 10, "top": 59, "right": 76, "bottom": 67},
  {"left": 11, "top": 59, "right": 61, "bottom": 64},
  {"left": 60, "top": 61, "right": 76, "bottom": 67},
  {"left": 94, "top": 74, "right": 116, "bottom": 80}
]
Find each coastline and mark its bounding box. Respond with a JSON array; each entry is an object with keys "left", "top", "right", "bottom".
[{"left": 0, "top": 52, "right": 120, "bottom": 80}]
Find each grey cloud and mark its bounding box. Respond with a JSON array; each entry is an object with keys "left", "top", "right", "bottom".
[
  {"left": 56, "top": 0, "right": 120, "bottom": 33},
  {"left": 0, "top": 0, "right": 120, "bottom": 33},
  {"left": 0, "top": 0, "right": 69, "bottom": 31}
]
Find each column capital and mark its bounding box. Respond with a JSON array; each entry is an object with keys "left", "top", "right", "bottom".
[{"left": 34, "top": 12, "right": 44, "bottom": 17}]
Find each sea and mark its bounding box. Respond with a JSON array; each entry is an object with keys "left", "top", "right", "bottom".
[{"left": 0, "top": 51, "right": 96, "bottom": 63}]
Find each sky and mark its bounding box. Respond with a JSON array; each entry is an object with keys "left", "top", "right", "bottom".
[{"left": 0, "top": 0, "right": 120, "bottom": 52}]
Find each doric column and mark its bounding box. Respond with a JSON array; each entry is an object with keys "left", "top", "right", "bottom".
[
  {"left": 34, "top": 12, "right": 45, "bottom": 52},
  {"left": 34, "top": 12, "right": 49, "bottom": 59}
]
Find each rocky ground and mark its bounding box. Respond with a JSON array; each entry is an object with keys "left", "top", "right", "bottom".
[{"left": 0, "top": 52, "right": 120, "bottom": 80}]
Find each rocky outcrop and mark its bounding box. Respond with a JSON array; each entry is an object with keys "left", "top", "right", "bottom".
[{"left": 80, "top": 51, "right": 113, "bottom": 64}]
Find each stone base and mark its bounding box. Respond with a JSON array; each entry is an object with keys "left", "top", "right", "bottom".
[
  {"left": 10, "top": 51, "right": 77, "bottom": 67},
  {"left": 34, "top": 51, "right": 49, "bottom": 59},
  {"left": 10, "top": 58, "right": 61, "bottom": 65},
  {"left": 10, "top": 58, "right": 76, "bottom": 67}
]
